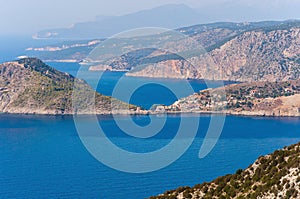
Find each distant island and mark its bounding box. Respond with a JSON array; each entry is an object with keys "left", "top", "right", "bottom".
[
  {"left": 149, "top": 142, "right": 300, "bottom": 199},
  {"left": 24, "top": 40, "right": 102, "bottom": 63}
]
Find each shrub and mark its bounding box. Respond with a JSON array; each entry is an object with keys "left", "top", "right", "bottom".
[
  {"left": 182, "top": 191, "right": 192, "bottom": 198},
  {"left": 236, "top": 169, "right": 243, "bottom": 175}
]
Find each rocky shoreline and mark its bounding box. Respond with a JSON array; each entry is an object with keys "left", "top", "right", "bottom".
[{"left": 1, "top": 108, "right": 300, "bottom": 117}]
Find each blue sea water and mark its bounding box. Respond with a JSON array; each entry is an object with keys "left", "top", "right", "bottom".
[
  {"left": 1, "top": 114, "right": 300, "bottom": 198},
  {"left": 0, "top": 36, "right": 60, "bottom": 63},
  {"left": 48, "top": 62, "right": 234, "bottom": 109},
  {"left": 0, "top": 62, "right": 300, "bottom": 198}
]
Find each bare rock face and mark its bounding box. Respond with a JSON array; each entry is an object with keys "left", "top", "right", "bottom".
[
  {"left": 128, "top": 25, "right": 300, "bottom": 82},
  {"left": 206, "top": 28, "right": 300, "bottom": 82},
  {"left": 127, "top": 60, "right": 202, "bottom": 79},
  {"left": 0, "top": 58, "right": 135, "bottom": 115}
]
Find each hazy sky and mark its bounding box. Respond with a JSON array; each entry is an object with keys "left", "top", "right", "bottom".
[{"left": 1, "top": 0, "right": 300, "bottom": 35}]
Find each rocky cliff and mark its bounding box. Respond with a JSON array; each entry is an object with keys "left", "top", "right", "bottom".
[
  {"left": 89, "top": 21, "right": 283, "bottom": 73},
  {"left": 127, "top": 22, "right": 300, "bottom": 82},
  {"left": 149, "top": 142, "right": 300, "bottom": 199},
  {"left": 0, "top": 58, "right": 136, "bottom": 115}
]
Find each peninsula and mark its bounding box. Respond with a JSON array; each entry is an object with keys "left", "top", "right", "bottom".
[{"left": 0, "top": 58, "right": 138, "bottom": 115}]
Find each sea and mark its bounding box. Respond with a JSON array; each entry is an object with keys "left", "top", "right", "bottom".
[{"left": 1, "top": 39, "right": 300, "bottom": 198}]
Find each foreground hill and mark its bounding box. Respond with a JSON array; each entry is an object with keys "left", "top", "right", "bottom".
[
  {"left": 149, "top": 142, "right": 300, "bottom": 199},
  {"left": 164, "top": 80, "right": 300, "bottom": 116},
  {"left": 0, "top": 58, "right": 136, "bottom": 115}
]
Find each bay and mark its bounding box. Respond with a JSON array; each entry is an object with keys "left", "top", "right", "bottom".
[
  {"left": 48, "top": 62, "right": 234, "bottom": 109},
  {"left": 1, "top": 62, "right": 300, "bottom": 198}
]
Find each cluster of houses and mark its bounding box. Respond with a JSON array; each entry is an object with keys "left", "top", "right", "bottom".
[{"left": 165, "top": 91, "right": 228, "bottom": 112}]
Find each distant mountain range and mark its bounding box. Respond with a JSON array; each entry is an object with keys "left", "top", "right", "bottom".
[
  {"left": 34, "top": 4, "right": 205, "bottom": 39},
  {"left": 33, "top": 2, "right": 300, "bottom": 40}
]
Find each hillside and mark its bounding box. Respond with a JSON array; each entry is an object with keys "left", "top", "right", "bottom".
[
  {"left": 88, "top": 21, "right": 298, "bottom": 74},
  {"left": 0, "top": 58, "right": 136, "bottom": 115},
  {"left": 163, "top": 80, "right": 300, "bottom": 117},
  {"left": 149, "top": 142, "right": 300, "bottom": 199},
  {"left": 26, "top": 21, "right": 285, "bottom": 64},
  {"left": 128, "top": 21, "right": 300, "bottom": 82},
  {"left": 25, "top": 20, "right": 300, "bottom": 82}
]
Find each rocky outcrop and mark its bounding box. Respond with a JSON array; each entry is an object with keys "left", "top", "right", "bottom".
[
  {"left": 149, "top": 142, "right": 300, "bottom": 199},
  {"left": 206, "top": 28, "right": 300, "bottom": 82},
  {"left": 0, "top": 58, "right": 138, "bottom": 115},
  {"left": 127, "top": 60, "right": 201, "bottom": 79}
]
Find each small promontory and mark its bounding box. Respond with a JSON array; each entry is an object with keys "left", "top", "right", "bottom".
[{"left": 0, "top": 58, "right": 137, "bottom": 115}]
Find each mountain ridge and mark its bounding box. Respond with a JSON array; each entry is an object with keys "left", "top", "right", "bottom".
[
  {"left": 127, "top": 21, "right": 300, "bottom": 82},
  {"left": 27, "top": 20, "right": 300, "bottom": 83},
  {"left": 34, "top": 4, "right": 204, "bottom": 39},
  {"left": 26, "top": 20, "right": 300, "bottom": 84}
]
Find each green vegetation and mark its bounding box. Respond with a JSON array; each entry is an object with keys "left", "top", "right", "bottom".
[
  {"left": 172, "top": 80, "right": 300, "bottom": 113},
  {"left": 149, "top": 142, "right": 300, "bottom": 199},
  {"left": 224, "top": 81, "right": 299, "bottom": 110},
  {"left": 168, "top": 79, "right": 300, "bottom": 115},
  {"left": 29, "top": 20, "right": 300, "bottom": 72},
  {"left": 1, "top": 58, "right": 136, "bottom": 114}
]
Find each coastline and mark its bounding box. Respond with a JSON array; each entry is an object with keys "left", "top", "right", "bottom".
[
  {"left": 1, "top": 109, "right": 300, "bottom": 117},
  {"left": 2, "top": 59, "right": 299, "bottom": 118}
]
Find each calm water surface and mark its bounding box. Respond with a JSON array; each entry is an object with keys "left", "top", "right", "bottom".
[
  {"left": 48, "top": 62, "right": 234, "bottom": 109},
  {"left": 1, "top": 114, "right": 300, "bottom": 198},
  {"left": 1, "top": 62, "right": 300, "bottom": 198}
]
